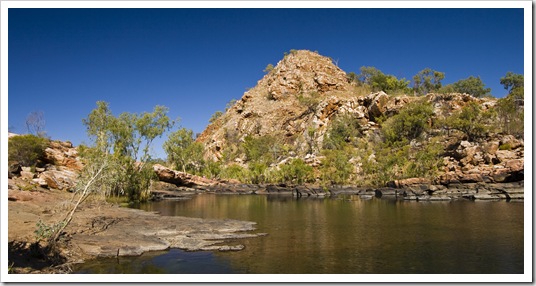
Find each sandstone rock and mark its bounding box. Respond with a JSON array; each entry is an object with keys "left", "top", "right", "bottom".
[
  {"left": 43, "top": 141, "right": 83, "bottom": 171},
  {"left": 8, "top": 162, "right": 22, "bottom": 178},
  {"left": 153, "top": 164, "right": 218, "bottom": 187},
  {"left": 40, "top": 167, "right": 79, "bottom": 190},
  {"left": 500, "top": 135, "right": 523, "bottom": 149},
  {"left": 20, "top": 170, "right": 36, "bottom": 180},
  {"left": 367, "top": 92, "right": 389, "bottom": 120},
  {"left": 32, "top": 177, "right": 48, "bottom": 188},
  {"left": 481, "top": 141, "right": 499, "bottom": 155},
  {"left": 496, "top": 150, "right": 518, "bottom": 163},
  {"left": 505, "top": 159, "right": 523, "bottom": 172}
]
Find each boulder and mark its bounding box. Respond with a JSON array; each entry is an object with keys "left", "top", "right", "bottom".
[
  {"left": 8, "top": 162, "right": 22, "bottom": 178},
  {"left": 40, "top": 167, "right": 79, "bottom": 190},
  {"left": 367, "top": 92, "right": 389, "bottom": 120},
  {"left": 20, "top": 170, "right": 36, "bottom": 180},
  {"left": 500, "top": 135, "right": 523, "bottom": 150},
  {"left": 44, "top": 141, "right": 83, "bottom": 171},
  {"left": 153, "top": 164, "right": 218, "bottom": 187}
]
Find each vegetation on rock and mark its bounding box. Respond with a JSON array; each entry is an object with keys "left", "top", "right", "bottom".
[
  {"left": 189, "top": 50, "right": 524, "bottom": 188},
  {"left": 8, "top": 134, "right": 49, "bottom": 167}
]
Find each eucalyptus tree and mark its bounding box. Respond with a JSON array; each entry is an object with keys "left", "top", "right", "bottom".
[{"left": 413, "top": 68, "right": 445, "bottom": 95}]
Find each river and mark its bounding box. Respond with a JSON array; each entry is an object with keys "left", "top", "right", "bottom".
[{"left": 75, "top": 194, "right": 524, "bottom": 274}]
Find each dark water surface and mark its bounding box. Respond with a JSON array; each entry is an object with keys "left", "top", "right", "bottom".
[{"left": 75, "top": 194, "right": 524, "bottom": 274}]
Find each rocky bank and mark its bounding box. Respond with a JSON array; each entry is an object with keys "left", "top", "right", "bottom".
[{"left": 7, "top": 138, "right": 265, "bottom": 274}]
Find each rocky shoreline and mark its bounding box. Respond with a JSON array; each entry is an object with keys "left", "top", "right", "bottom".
[
  {"left": 151, "top": 163, "right": 524, "bottom": 201},
  {"left": 7, "top": 136, "right": 524, "bottom": 274},
  {"left": 7, "top": 177, "right": 266, "bottom": 274}
]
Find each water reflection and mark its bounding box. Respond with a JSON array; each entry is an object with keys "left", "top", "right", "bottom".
[{"left": 76, "top": 194, "right": 524, "bottom": 274}]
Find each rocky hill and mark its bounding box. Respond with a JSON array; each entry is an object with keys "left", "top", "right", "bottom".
[
  {"left": 195, "top": 49, "right": 524, "bottom": 194},
  {"left": 197, "top": 50, "right": 355, "bottom": 161}
]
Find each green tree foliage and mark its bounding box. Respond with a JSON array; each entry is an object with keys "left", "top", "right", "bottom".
[
  {"left": 381, "top": 101, "right": 434, "bottom": 145},
  {"left": 413, "top": 68, "right": 445, "bottom": 95},
  {"left": 323, "top": 113, "right": 362, "bottom": 150},
  {"left": 242, "top": 135, "right": 280, "bottom": 164},
  {"left": 163, "top": 127, "right": 205, "bottom": 174},
  {"left": 370, "top": 139, "right": 443, "bottom": 185},
  {"left": 500, "top": 72, "right": 524, "bottom": 94},
  {"left": 496, "top": 72, "right": 524, "bottom": 137},
  {"left": 82, "top": 101, "right": 173, "bottom": 202},
  {"left": 320, "top": 149, "right": 353, "bottom": 186},
  {"left": 346, "top": 72, "right": 358, "bottom": 84},
  {"left": 278, "top": 158, "right": 314, "bottom": 185},
  {"left": 263, "top": 63, "right": 274, "bottom": 73},
  {"left": 247, "top": 162, "right": 268, "bottom": 184},
  {"left": 209, "top": 111, "right": 223, "bottom": 124},
  {"left": 445, "top": 101, "right": 494, "bottom": 141},
  {"left": 220, "top": 164, "right": 249, "bottom": 182},
  {"left": 225, "top": 99, "right": 238, "bottom": 111},
  {"left": 450, "top": 76, "right": 491, "bottom": 97},
  {"left": 8, "top": 134, "right": 48, "bottom": 166},
  {"left": 357, "top": 66, "right": 410, "bottom": 94}
]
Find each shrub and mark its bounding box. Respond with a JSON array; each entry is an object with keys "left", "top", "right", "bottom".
[
  {"left": 323, "top": 113, "right": 362, "bottom": 150},
  {"left": 499, "top": 143, "right": 512, "bottom": 150},
  {"left": 320, "top": 149, "right": 354, "bottom": 186},
  {"left": 381, "top": 101, "right": 434, "bottom": 145},
  {"left": 445, "top": 101, "right": 495, "bottom": 141},
  {"left": 8, "top": 134, "right": 48, "bottom": 166},
  {"left": 263, "top": 64, "right": 274, "bottom": 73},
  {"left": 450, "top": 76, "right": 491, "bottom": 97},
  {"left": 278, "top": 158, "right": 314, "bottom": 185},
  {"left": 357, "top": 66, "right": 410, "bottom": 94},
  {"left": 209, "top": 111, "right": 223, "bottom": 124},
  {"left": 496, "top": 89, "right": 523, "bottom": 137},
  {"left": 242, "top": 135, "right": 281, "bottom": 164},
  {"left": 220, "top": 164, "right": 249, "bottom": 182}
]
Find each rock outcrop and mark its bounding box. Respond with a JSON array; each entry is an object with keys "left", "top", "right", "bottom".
[
  {"left": 197, "top": 50, "right": 358, "bottom": 161},
  {"left": 153, "top": 164, "right": 219, "bottom": 188},
  {"left": 8, "top": 135, "right": 82, "bottom": 191},
  {"left": 193, "top": 49, "right": 523, "bottom": 200}
]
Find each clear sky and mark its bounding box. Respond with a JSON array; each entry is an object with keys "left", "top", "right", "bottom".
[{"left": 7, "top": 6, "right": 525, "bottom": 159}]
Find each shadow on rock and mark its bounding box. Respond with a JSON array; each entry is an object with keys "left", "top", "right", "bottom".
[{"left": 8, "top": 240, "right": 67, "bottom": 273}]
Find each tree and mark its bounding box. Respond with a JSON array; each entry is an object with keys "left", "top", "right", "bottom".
[
  {"left": 357, "top": 66, "right": 410, "bottom": 94},
  {"left": 225, "top": 99, "right": 237, "bottom": 111},
  {"left": 25, "top": 111, "right": 46, "bottom": 137},
  {"left": 497, "top": 72, "right": 524, "bottom": 137},
  {"left": 163, "top": 127, "right": 205, "bottom": 174},
  {"left": 381, "top": 101, "right": 434, "bottom": 145},
  {"left": 413, "top": 68, "right": 445, "bottom": 95},
  {"left": 320, "top": 149, "right": 353, "bottom": 186},
  {"left": 445, "top": 101, "right": 494, "bottom": 141},
  {"left": 450, "top": 76, "right": 491, "bottom": 97},
  {"left": 82, "top": 101, "right": 173, "bottom": 202},
  {"left": 209, "top": 111, "right": 223, "bottom": 124},
  {"left": 263, "top": 64, "right": 274, "bottom": 73},
  {"left": 278, "top": 158, "right": 314, "bottom": 185},
  {"left": 242, "top": 135, "right": 280, "bottom": 164},
  {"left": 323, "top": 113, "right": 362, "bottom": 150},
  {"left": 500, "top": 72, "right": 524, "bottom": 94},
  {"left": 346, "top": 72, "right": 358, "bottom": 84},
  {"left": 41, "top": 102, "right": 173, "bottom": 245}
]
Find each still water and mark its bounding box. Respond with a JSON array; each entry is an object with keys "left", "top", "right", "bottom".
[{"left": 75, "top": 194, "right": 524, "bottom": 274}]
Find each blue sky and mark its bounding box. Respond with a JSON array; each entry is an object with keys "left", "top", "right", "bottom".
[{"left": 7, "top": 7, "right": 525, "bottom": 159}]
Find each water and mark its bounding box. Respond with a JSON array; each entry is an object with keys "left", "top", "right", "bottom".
[{"left": 75, "top": 194, "right": 524, "bottom": 274}]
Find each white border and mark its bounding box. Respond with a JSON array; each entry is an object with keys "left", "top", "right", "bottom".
[{"left": 1, "top": 0, "right": 532, "bottom": 283}]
